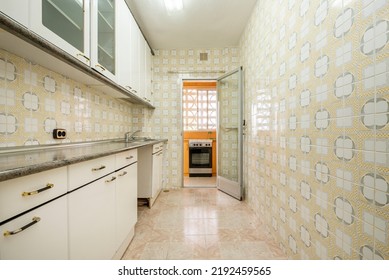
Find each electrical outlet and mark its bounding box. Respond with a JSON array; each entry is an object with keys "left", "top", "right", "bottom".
[{"left": 53, "top": 128, "right": 66, "bottom": 139}]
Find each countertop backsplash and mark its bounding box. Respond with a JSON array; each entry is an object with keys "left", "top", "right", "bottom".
[{"left": 0, "top": 48, "right": 151, "bottom": 147}]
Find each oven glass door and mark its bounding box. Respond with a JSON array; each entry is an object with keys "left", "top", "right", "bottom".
[{"left": 189, "top": 147, "right": 212, "bottom": 168}]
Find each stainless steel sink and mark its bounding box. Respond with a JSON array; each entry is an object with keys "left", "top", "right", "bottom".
[
  {"left": 114, "top": 138, "right": 158, "bottom": 144},
  {"left": 128, "top": 137, "right": 157, "bottom": 142}
]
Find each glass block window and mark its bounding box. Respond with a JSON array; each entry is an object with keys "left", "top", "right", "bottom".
[{"left": 183, "top": 81, "right": 217, "bottom": 131}]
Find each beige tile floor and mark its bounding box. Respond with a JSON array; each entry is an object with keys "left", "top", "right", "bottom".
[
  {"left": 122, "top": 188, "right": 287, "bottom": 260},
  {"left": 183, "top": 176, "right": 217, "bottom": 187}
]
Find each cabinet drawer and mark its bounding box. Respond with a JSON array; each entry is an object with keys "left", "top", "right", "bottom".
[
  {"left": 0, "top": 196, "right": 68, "bottom": 260},
  {"left": 116, "top": 149, "right": 137, "bottom": 169},
  {"left": 0, "top": 167, "right": 67, "bottom": 223},
  {"left": 68, "top": 155, "right": 115, "bottom": 191},
  {"left": 152, "top": 143, "right": 164, "bottom": 154}
]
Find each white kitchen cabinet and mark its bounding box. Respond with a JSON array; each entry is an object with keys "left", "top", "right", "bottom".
[
  {"left": 116, "top": 0, "right": 133, "bottom": 91},
  {"left": 152, "top": 143, "right": 164, "bottom": 198},
  {"left": 68, "top": 154, "right": 115, "bottom": 191},
  {"left": 138, "top": 143, "right": 164, "bottom": 207},
  {"left": 115, "top": 149, "right": 137, "bottom": 169},
  {"left": 115, "top": 164, "right": 137, "bottom": 249},
  {"left": 115, "top": 149, "right": 137, "bottom": 251},
  {"left": 138, "top": 36, "right": 146, "bottom": 99},
  {"left": 0, "top": 167, "right": 67, "bottom": 223},
  {"left": 68, "top": 149, "right": 138, "bottom": 259},
  {"left": 1, "top": 0, "right": 154, "bottom": 108},
  {"left": 145, "top": 44, "right": 153, "bottom": 103},
  {"left": 0, "top": 145, "right": 140, "bottom": 260},
  {"left": 90, "top": 0, "right": 117, "bottom": 81},
  {"left": 0, "top": 1, "right": 30, "bottom": 27},
  {"left": 0, "top": 196, "right": 68, "bottom": 260},
  {"left": 68, "top": 172, "right": 117, "bottom": 260},
  {"left": 117, "top": 0, "right": 151, "bottom": 103},
  {"left": 0, "top": 166, "right": 67, "bottom": 260},
  {"left": 129, "top": 14, "right": 141, "bottom": 96},
  {"left": 29, "top": 0, "right": 91, "bottom": 65}
]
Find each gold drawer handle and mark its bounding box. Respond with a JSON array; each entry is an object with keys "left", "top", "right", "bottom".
[
  {"left": 118, "top": 171, "right": 127, "bottom": 177},
  {"left": 22, "top": 183, "right": 54, "bottom": 197},
  {"left": 76, "top": 53, "right": 90, "bottom": 62},
  {"left": 95, "top": 64, "right": 106, "bottom": 72},
  {"left": 92, "top": 165, "right": 106, "bottom": 171},
  {"left": 126, "top": 156, "right": 134, "bottom": 160},
  {"left": 4, "top": 217, "right": 41, "bottom": 237},
  {"left": 105, "top": 176, "right": 116, "bottom": 183}
]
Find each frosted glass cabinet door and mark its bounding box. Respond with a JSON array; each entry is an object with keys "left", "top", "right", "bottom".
[
  {"left": 90, "top": 0, "right": 116, "bottom": 81},
  {"left": 29, "top": 0, "right": 91, "bottom": 65}
]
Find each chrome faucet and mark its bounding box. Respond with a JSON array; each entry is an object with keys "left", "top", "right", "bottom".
[{"left": 125, "top": 130, "right": 141, "bottom": 142}]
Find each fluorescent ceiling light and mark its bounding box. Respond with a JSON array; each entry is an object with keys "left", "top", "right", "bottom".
[{"left": 164, "top": 0, "right": 183, "bottom": 12}]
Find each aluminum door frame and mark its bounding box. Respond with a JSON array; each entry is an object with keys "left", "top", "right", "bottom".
[{"left": 216, "top": 67, "right": 243, "bottom": 200}]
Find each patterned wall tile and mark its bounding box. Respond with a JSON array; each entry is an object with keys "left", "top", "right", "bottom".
[
  {"left": 240, "top": 0, "right": 389, "bottom": 259},
  {"left": 0, "top": 0, "right": 387, "bottom": 260},
  {"left": 0, "top": 49, "right": 134, "bottom": 146},
  {"left": 150, "top": 48, "right": 240, "bottom": 188}
]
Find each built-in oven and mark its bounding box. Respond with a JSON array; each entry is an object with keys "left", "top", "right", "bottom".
[{"left": 189, "top": 139, "right": 212, "bottom": 177}]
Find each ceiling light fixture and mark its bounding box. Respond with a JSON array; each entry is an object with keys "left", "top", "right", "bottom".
[{"left": 164, "top": 0, "right": 183, "bottom": 12}]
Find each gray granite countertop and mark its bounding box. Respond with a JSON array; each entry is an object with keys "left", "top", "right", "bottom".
[{"left": 0, "top": 139, "right": 167, "bottom": 182}]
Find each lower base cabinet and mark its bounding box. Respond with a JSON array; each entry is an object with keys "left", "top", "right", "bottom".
[
  {"left": 68, "top": 162, "right": 138, "bottom": 260},
  {"left": 0, "top": 196, "right": 68, "bottom": 260},
  {"left": 115, "top": 164, "right": 137, "bottom": 249},
  {"left": 68, "top": 174, "right": 117, "bottom": 260},
  {"left": 0, "top": 147, "right": 139, "bottom": 260},
  {"left": 138, "top": 144, "right": 164, "bottom": 207}
]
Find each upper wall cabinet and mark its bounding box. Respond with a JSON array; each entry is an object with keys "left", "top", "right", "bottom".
[
  {"left": 90, "top": 0, "right": 116, "bottom": 82},
  {"left": 0, "top": 1, "right": 30, "bottom": 28},
  {"left": 30, "top": 0, "right": 91, "bottom": 66},
  {"left": 0, "top": 0, "right": 154, "bottom": 108},
  {"left": 117, "top": 1, "right": 152, "bottom": 103},
  {"left": 144, "top": 43, "right": 153, "bottom": 103},
  {"left": 116, "top": 0, "right": 133, "bottom": 91},
  {"left": 129, "top": 17, "right": 141, "bottom": 96}
]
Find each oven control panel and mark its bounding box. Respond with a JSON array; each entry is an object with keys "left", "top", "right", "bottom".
[{"left": 189, "top": 139, "right": 213, "bottom": 147}]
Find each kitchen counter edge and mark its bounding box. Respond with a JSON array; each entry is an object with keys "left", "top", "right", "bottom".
[{"left": 0, "top": 139, "right": 168, "bottom": 182}]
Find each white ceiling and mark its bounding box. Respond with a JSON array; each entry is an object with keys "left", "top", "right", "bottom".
[{"left": 125, "top": 0, "right": 257, "bottom": 50}]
